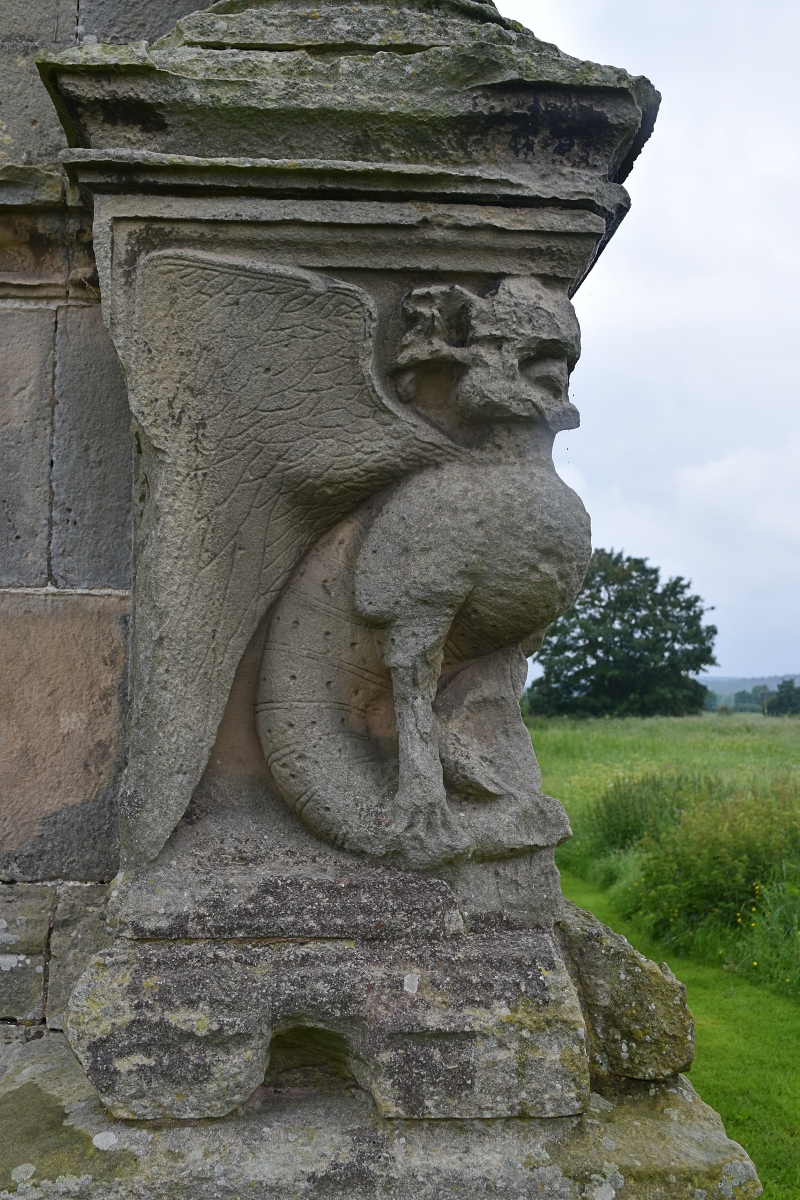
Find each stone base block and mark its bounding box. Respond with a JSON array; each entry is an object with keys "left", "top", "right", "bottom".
[
  {"left": 0, "top": 1030, "right": 762, "bottom": 1199},
  {"left": 66, "top": 930, "right": 590, "bottom": 1121}
]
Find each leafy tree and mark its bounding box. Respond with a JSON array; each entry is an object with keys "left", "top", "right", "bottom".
[
  {"left": 734, "top": 685, "right": 770, "bottom": 713},
  {"left": 766, "top": 679, "right": 800, "bottom": 717},
  {"left": 523, "top": 548, "right": 717, "bottom": 717}
]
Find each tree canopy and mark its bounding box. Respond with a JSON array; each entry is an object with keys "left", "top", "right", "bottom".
[
  {"left": 523, "top": 548, "right": 717, "bottom": 717},
  {"left": 765, "top": 678, "right": 800, "bottom": 717}
]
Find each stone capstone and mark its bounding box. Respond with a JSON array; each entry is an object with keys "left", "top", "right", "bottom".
[{"left": 41, "top": 3, "right": 658, "bottom": 242}]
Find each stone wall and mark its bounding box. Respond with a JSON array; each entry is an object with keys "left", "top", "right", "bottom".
[{"left": 0, "top": 2, "right": 198, "bottom": 913}]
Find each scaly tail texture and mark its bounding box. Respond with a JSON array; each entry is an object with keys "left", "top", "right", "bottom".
[{"left": 256, "top": 498, "right": 572, "bottom": 871}]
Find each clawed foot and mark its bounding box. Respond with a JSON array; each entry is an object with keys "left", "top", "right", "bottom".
[{"left": 387, "top": 784, "right": 473, "bottom": 870}]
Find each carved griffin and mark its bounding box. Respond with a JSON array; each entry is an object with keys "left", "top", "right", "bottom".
[{"left": 121, "top": 252, "right": 590, "bottom": 869}]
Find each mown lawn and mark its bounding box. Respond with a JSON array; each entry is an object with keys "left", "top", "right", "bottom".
[{"left": 527, "top": 715, "right": 800, "bottom": 1199}]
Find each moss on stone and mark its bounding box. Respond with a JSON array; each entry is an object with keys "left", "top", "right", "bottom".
[{"left": 0, "top": 1082, "right": 137, "bottom": 1193}]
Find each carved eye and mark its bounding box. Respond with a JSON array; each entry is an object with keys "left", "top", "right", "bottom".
[{"left": 519, "top": 349, "right": 570, "bottom": 398}]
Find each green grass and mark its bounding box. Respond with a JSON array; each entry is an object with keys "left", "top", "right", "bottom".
[
  {"left": 560, "top": 869, "right": 800, "bottom": 1200},
  {"left": 525, "top": 714, "right": 800, "bottom": 1199},
  {"left": 529, "top": 712, "right": 800, "bottom": 824}
]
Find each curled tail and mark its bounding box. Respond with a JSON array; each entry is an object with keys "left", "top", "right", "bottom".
[
  {"left": 256, "top": 502, "right": 400, "bottom": 860},
  {"left": 256, "top": 500, "right": 571, "bottom": 870}
]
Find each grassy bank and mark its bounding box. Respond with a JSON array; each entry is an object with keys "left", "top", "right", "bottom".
[
  {"left": 525, "top": 715, "right": 800, "bottom": 1198},
  {"left": 560, "top": 869, "right": 800, "bottom": 1200},
  {"left": 530, "top": 714, "right": 800, "bottom": 996}
]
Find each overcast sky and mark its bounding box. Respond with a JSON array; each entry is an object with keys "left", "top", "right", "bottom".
[{"left": 495, "top": 0, "right": 800, "bottom": 679}]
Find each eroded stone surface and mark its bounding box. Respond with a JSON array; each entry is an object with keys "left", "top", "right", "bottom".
[
  {"left": 0, "top": 884, "right": 53, "bottom": 1022},
  {"left": 66, "top": 929, "right": 588, "bottom": 1121},
  {"left": 0, "top": 0, "right": 70, "bottom": 168},
  {"left": 0, "top": 307, "right": 54, "bottom": 586},
  {"left": 109, "top": 780, "right": 465, "bottom": 942},
  {"left": 0, "top": 593, "right": 126, "bottom": 883},
  {"left": 46, "top": 885, "right": 112, "bottom": 1031},
  {"left": 0, "top": 1031, "right": 762, "bottom": 1199},
  {"left": 51, "top": 303, "right": 132, "bottom": 589},
  {"left": 557, "top": 901, "right": 695, "bottom": 1084}
]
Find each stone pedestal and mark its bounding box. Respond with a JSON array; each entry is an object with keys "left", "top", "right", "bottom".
[{"left": 31, "top": 3, "right": 762, "bottom": 1196}]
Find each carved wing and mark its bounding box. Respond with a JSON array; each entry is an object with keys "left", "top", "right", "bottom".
[{"left": 122, "top": 252, "right": 450, "bottom": 864}]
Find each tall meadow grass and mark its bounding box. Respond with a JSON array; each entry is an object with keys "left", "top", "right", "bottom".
[{"left": 557, "top": 761, "right": 800, "bottom": 997}]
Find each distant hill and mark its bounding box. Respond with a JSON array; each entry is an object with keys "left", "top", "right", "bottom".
[{"left": 701, "top": 674, "right": 800, "bottom": 701}]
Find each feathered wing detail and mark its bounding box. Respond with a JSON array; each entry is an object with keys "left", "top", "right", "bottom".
[{"left": 121, "top": 252, "right": 451, "bottom": 864}]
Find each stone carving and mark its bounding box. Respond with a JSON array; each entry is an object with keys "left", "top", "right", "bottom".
[
  {"left": 122, "top": 253, "right": 589, "bottom": 878},
  {"left": 258, "top": 277, "right": 589, "bottom": 870},
  {"left": 121, "top": 252, "right": 452, "bottom": 865},
  {"left": 29, "top": 1, "right": 762, "bottom": 1193}
]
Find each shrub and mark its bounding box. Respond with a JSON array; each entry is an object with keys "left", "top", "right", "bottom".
[
  {"left": 576, "top": 767, "right": 800, "bottom": 996},
  {"left": 632, "top": 774, "right": 800, "bottom": 936},
  {"left": 582, "top": 770, "right": 725, "bottom": 855}
]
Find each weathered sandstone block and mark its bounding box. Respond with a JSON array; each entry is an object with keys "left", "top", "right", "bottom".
[
  {"left": 0, "top": 883, "right": 53, "bottom": 1021},
  {"left": 45, "top": 883, "right": 112, "bottom": 1030},
  {"left": 0, "top": 1028, "right": 764, "bottom": 1199},
  {"left": 66, "top": 929, "right": 590, "bottom": 1121},
  {"left": 0, "top": 0, "right": 70, "bottom": 167},
  {"left": 51, "top": 303, "right": 132, "bottom": 589},
  {"left": 557, "top": 900, "right": 695, "bottom": 1084},
  {"left": 0, "top": 593, "right": 126, "bottom": 882},
  {"left": 0, "top": 307, "right": 54, "bottom": 586}
]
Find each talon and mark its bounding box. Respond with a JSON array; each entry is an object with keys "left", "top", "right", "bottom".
[{"left": 390, "top": 789, "right": 473, "bottom": 869}]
